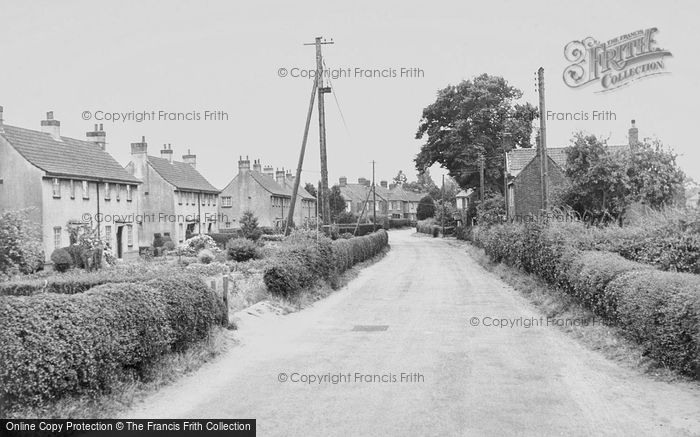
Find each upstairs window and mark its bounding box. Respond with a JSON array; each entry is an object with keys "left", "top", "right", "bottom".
[
  {"left": 221, "top": 196, "right": 232, "bottom": 207},
  {"left": 104, "top": 182, "right": 111, "bottom": 200},
  {"left": 82, "top": 181, "right": 89, "bottom": 199},
  {"left": 126, "top": 185, "right": 132, "bottom": 202},
  {"left": 52, "top": 178, "right": 61, "bottom": 198},
  {"left": 69, "top": 180, "right": 75, "bottom": 199},
  {"left": 115, "top": 184, "right": 121, "bottom": 201}
]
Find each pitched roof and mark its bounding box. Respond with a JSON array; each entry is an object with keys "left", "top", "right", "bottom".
[
  {"left": 388, "top": 186, "right": 424, "bottom": 202},
  {"left": 339, "top": 183, "right": 388, "bottom": 203},
  {"left": 1, "top": 125, "right": 140, "bottom": 184},
  {"left": 506, "top": 145, "right": 628, "bottom": 177},
  {"left": 249, "top": 171, "right": 292, "bottom": 197},
  {"left": 147, "top": 156, "right": 218, "bottom": 193}
]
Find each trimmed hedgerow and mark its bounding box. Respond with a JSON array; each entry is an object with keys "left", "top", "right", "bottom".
[
  {"left": 263, "top": 229, "right": 388, "bottom": 298},
  {"left": 607, "top": 270, "right": 700, "bottom": 376},
  {"left": 0, "top": 274, "right": 226, "bottom": 408},
  {"left": 566, "top": 251, "right": 653, "bottom": 320}
]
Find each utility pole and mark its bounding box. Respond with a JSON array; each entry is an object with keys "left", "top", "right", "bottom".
[
  {"left": 284, "top": 75, "right": 318, "bottom": 235},
  {"left": 372, "top": 160, "right": 377, "bottom": 232},
  {"left": 441, "top": 174, "right": 445, "bottom": 237},
  {"left": 305, "top": 36, "right": 334, "bottom": 227},
  {"left": 478, "top": 153, "right": 485, "bottom": 201},
  {"left": 537, "top": 67, "right": 549, "bottom": 212},
  {"left": 503, "top": 132, "right": 511, "bottom": 219}
]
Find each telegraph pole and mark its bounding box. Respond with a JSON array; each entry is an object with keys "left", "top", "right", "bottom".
[
  {"left": 478, "top": 153, "right": 485, "bottom": 201},
  {"left": 372, "top": 160, "right": 377, "bottom": 231},
  {"left": 441, "top": 174, "right": 445, "bottom": 237},
  {"left": 305, "top": 36, "right": 334, "bottom": 226},
  {"left": 503, "top": 132, "right": 511, "bottom": 219},
  {"left": 537, "top": 67, "right": 549, "bottom": 212},
  {"left": 284, "top": 75, "right": 318, "bottom": 235}
]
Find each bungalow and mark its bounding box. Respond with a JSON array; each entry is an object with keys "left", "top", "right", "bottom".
[
  {"left": 505, "top": 120, "right": 637, "bottom": 217},
  {"left": 218, "top": 157, "right": 316, "bottom": 229},
  {"left": 126, "top": 140, "right": 220, "bottom": 246},
  {"left": 0, "top": 108, "right": 141, "bottom": 262}
]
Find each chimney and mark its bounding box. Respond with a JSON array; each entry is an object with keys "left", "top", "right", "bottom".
[
  {"left": 358, "top": 177, "right": 366, "bottom": 185},
  {"left": 629, "top": 119, "right": 639, "bottom": 147},
  {"left": 182, "top": 148, "right": 196, "bottom": 168},
  {"left": 130, "top": 136, "right": 148, "bottom": 180},
  {"left": 238, "top": 155, "right": 250, "bottom": 173},
  {"left": 253, "top": 159, "right": 262, "bottom": 172},
  {"left": 362, "top": 178, "right": 371, "bottom": 187},
  {"left": 263, "top": 165, "right": 274, "bottom": 178},
  {"left": 275, "top": 168, "right": 286, "bottom": 186},
  {"left": 41, "top": 111, "right": 61, "bottom": 140},
  {"left": 380, "top": 180, "right": 388, "bottom": 188},
  {"left": 0, "top": 106, "right": 4, "bottom": 133},
  {"left": 86, "top": 123, "right": 106, "bottom": 150},
  {"left": 286, "top": 169, "right": 295, "bottom": 186},
  {"left": 161, "top": 143, "right": 173, "bottom": 163},
  {"left": 339, "top": 176, "right": 347, "bottom": 187},
  {"left": 389, "top": 183, "right": 397, "bottom": 190}
]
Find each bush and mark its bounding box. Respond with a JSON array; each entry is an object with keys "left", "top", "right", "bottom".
[
  {"left": 197, "top": 248, "right": 215, "bottom": 264},
  {"left": 416, "top": 218, "right": 440, "bottom": 236},
  {"left": 185, "top": 262, "right": 230, "bottom": 277},
  {"left": 226, "top": 238, "right": 261, "bottom": 262},
  {"left": 607, "top": 270, "right": 700, "bottom": 376},
  {"left": 566, "top": 251, "right": 653, "bottom": 320},
  {"left": 178, "top": 234, "right": 219, "bottom": 256},
  {"left": 0, "top": 274, "right": 226, "bottom": 408},
  {"left": 416, "top": 195, "right": 435, "bottom": 220},
  {"left": 50, "top": 248, "right": 73, "bottom": 272},
  {"left": 0, "top": 210, "right": 44, "bottom": 276},
  {"left": 240, "top": 210, "right": 262, "bottom": 241},
  {"left": 264, "top": 230, "right": 388, "bottom": 297},
  {"left": 163, "top": 241, "right": 176, "bottom": 251}
]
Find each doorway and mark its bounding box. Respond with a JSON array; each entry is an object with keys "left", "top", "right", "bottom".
[{"left": 116, "top": 226, "right": 123, "bottom": 259}]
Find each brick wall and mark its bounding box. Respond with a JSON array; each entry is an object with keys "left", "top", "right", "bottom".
[{"left": 513, "top": 155, "right": 570, "bottom": 217}]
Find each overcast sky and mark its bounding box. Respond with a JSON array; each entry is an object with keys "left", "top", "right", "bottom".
[{"left": 1, "top": 0, "right": 698, "bottom": 189}]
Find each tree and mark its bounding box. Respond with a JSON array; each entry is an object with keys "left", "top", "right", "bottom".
[
  {"left": 304, "top": 182, "right": 317, "bottom": 198},
  {"left": 415, "top": 74, "right": 538, "bottom": 194},
  {"left": 404, "top": 169, "right": 438, "bottom": 194},
  {"left": 416, "top": 195, "right": 436, "bottom": 220},
  {"left": 328, "top": 185, "right": 347, "bottom": 222},
  {"left": 0, "top": 210, "right": 43, "bottom": 277},
  {"left": 393, "top": 170, "right": 408, "bottom": 186},
  {"left": 561, "top": 133, "right": 631, "bottom": 222},
  {"left": 627, "top": 139, "right": 685, "bottom": 208},
  {"left": 240, "top": 210, "right": 262, "bottom": 241}
]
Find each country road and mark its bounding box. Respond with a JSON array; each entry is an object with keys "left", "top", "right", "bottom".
[{"left": 126, "top": 229, "right": 700, "bottom": 436}]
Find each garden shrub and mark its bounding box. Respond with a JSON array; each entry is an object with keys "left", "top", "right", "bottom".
[
  {"left": 0, "top": 210, "right": 44, "bottom": 277},
  {"left": 184, "top": 262, "right": 230, "bottom": 277},
  {"left": 0, "top": 274, "right": 227, "bottom": 408},
  {"left": 197, "top": 248, "right": 215, "bottom": 264},
  {"left": 607, "top": 270, "right": 700, "bottom": 376},
  {"left": 226, "top": 238, "right": 261, "bottom": 262},
  {"left": 50, "top": 248, "right": 73, "bottom": 272},
  {"left": 178, "top": 234, "right": 219, "bottom": 256},
  {"left": 416, "top": 218, "right": 440, "bottom": 236}
]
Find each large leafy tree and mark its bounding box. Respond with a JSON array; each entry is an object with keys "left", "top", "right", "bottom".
[
  {"left": 416, "top": 195, "right": 436, "bottom": 220},
  {"left": 329, "top": 185, "right": 347, "bottom": 222},
  {"left": 415, "top": 74, "right": 538, "bottom": 193},
  {"left": 627, "top": 139, "right": 685, "bottom": 208}
]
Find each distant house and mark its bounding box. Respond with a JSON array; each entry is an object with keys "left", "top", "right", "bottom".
[
  {"left": 384, "top": 184, "right": 423, "bottom": 221},
  {"left": 218, "top": 157, "right": 316, "bottom": 230},
  {"left": 126, "top": 140, "right": 219, "bottom": 246},
  {"left": 505, "top": 120, "right": 637, "bottom": 217},
  {"left": 0, "top": 109, "right": 141, "bottom": 262},
  {"left": 338, "top": 177, "right": 388, "bottom": 217}
]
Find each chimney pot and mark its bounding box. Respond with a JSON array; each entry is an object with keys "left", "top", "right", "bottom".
[
  {"left": 629, "top": 119, "right": 639, "bottom": 147},
  {"left": 86, "top": 121, "right": 107, "bottom": 150},
  {"left": 41, "top": 111, "right": 61, "bottom": 140},
  {"left": 99, "top": 123, "right": 103, "bottom": 131}
]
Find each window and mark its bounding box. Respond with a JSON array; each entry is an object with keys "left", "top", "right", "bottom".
[
  {"left": 127, "top": 225, "right": 133, "bottom": 247},
  {"left": 70, "top": 180, "right": 75, "bottom": 199},
  {"left": 221, "top": 196, "right": 232, "bottom": 207},
  {"left": 52, "top": 178, "right": 61, "bottom": 198},
  {"left": 201, "top": 194, "right": 206, "bottom": 206},
  {"left": 178, "top": 223, "right": 184, "bottom": 242},
  {"left": 177, "top": 191, "right": 182, "bottom": 205},
  {"left": 115, "top": 184, "right": 121, "bottom": 201},
  {"left": 105, "top": 225, "right": 112, "bottom": 247},
  {"left": 207, "top": 194, "right": 211, "bottom": 206},
  {"left": 126, "top": 185, "right": 132, "bottom": 202},
  {"left": 82, "top": 181, "right": 89, "bottom": 199},
  {"left": 104, "top": 182, "right": 110, "bottom": 200},
  {"left": 53, "top": 227, "right": 61, "bottom": 249}
]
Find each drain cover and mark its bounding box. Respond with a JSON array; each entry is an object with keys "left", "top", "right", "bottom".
[{"left": 352, "top": 325, "right": 389, "bottom": 332}]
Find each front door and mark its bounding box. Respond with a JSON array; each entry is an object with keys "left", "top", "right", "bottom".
[{"left": 116, "top": 226, "right": 123, "bottom": 259}]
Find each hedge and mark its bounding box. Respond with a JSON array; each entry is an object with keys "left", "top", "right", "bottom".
[
  {"left": 416, "top": 219, "right": 440, "bottom": 237},
  {"left": 0, "top": 274, "right": 226, "bottom": 408},
  {"left": 263, "top": 230, "right": 388, "bottom": 297},
  {"left": 607, "top": 270, "right": 700, "bottom": 375},
  {"left": 471, "top": 221, "right": 700, "bottom": 376}
]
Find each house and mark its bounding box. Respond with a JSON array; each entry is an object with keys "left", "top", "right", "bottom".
[
  {"left": 126, "top": 140, "right": 219, "bottom": 246},
  {"left": 455, "top": 189, "right": 474, "bottom": 211},
  {"left": 338, "top": 177, "right": 388, "bottom": 217},
  {"left": 218, "top": 157, "right": 316, "bottom": 230},
  {"left": 0, "top": 108, "right": 141, "bottom": 262},
  {"left": 505, "top": 120, "right": 637, "bottom": 217},
  {"left": 385, "top": 183, "right": 424, "bottom": 221}
]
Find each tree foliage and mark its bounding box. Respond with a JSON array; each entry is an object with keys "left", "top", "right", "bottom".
[
  {"left": 627, "top": 139, "right": 685, "bottom": 208},
  {"left": 416, "top": 195, "right": 436, "bottom": 220},
  {"left": 329, "top": 185, "right": 347, "bottom": 222},
  {"left": 0, "top": 210, "right": 43, "bottom": 278},
  {"left": 414, "top": 74, "right": 538, "bottom": 193},
  {"left": 304, "top": 182, "right": 317, "bottom": 198},
  {"left": 240, "top": 210, "right": 262, "bottom": 241},
  {"left": 393, "top": 170, "right": 408, "bottom": 186}
]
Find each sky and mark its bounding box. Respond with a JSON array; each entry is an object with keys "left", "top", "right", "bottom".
[{"left": 1, "top": 0, "right": 698, "bottom": 189}]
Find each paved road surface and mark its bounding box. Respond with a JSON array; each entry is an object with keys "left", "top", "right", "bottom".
[{"left": 127, "top": 229, "right": 700, "bottom": 436}]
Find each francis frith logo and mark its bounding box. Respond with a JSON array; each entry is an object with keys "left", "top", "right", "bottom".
[{"left": 563, "top": 28, "right": 672, "bottom": 93}]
